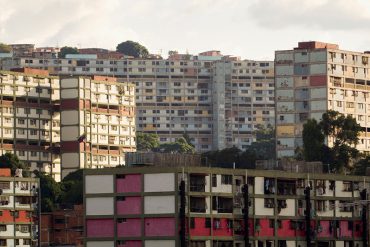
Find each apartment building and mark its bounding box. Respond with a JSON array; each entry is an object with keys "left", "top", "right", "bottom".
[
  {"left": 60, "top": 76, "right": 136, "bottom": 177},
  {"left": 0, "top": 68, "right": 136, "bottom": 180},
  {"left": 84, "top": 164, "right": 369, "bottom": 247},
  {"left": 40, "top": 204, "right": 83, "bottom": 247},
  {"left": 0, "top": 68, "right": 62, "bottom": 181},
  {"left": 275, "top": 41, "right": 370, "bottom": 158},
  {"left": 1, "top": 50, "right": 274, "bottom": 152},
  {"left": 0, "top": 168, "right": 40, "bottom": 247}
]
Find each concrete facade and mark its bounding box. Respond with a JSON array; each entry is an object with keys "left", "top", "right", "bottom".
[
  {"left": 275, "top": 41, "right": 370, "bottom": 158},
  {"left": 83, "top": 166, "right": 369, "bottom": 247},
  {"left": 1, "top": 50, "right": 274, "bottom": 152},
  {"left": 0, "top": 69, "right": 136, "bottom": 180},
  {"left": 0, "top": 168, "right": 39, "bottom": 247}
]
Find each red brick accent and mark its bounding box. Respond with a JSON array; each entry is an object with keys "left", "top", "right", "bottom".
[
  {"left": 93, "top": 75, "right": 117, "bottom": 82},
  {"left": 60, "top": 141, "right": 84, "bottom": 153},
  {"left": 310, "top": 75, "right": 327, "bottom": 86},
  {"left": 296, "top": 41, "right": 339, "bottom": 50},
  {"left": 0, "top": 168, "right": 11, "bottom": 177},
  {"left": 10, "top": 67, "right": 49, "bottom": 76}
]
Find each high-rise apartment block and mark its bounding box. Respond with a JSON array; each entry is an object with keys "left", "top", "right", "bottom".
[
  {"left": 83, "top": 165, "right": 369, "bottom": 247},
  {"left": 0, "top": 69, "right": 136, "bottom": 180},
  {"left": 0, "top": 168, "right": 40, "bottom": 247},
  {"left": 60, "top": 76, "right": 136, "bottom": 177},
  {"left": 275, "top": 41, "right": 370, "bottom": 158},
  {"left": 0, "top": 68, "right": 61, "bottom": 181},
  {"left": 1, "top": 49, "right": 274, "bottom": 151}
]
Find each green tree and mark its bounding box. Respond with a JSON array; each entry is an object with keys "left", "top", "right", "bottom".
[
  {"left": 60, "top": 169, "right": 83, "bottom": 205},
  {"left": 0, "top": 152, "right": 30, "bottom": 177},
  {"left": 202, "top": 147, "right": 257, "bottom": 169},
  {"left": 0, "top": 43, "right": 11, "bottom": 53},
  {"left": 136, "top": 132, "right": 159, "bottom": 151},
  {"left": 302, "top": 110, "right": 361, "bottom": 172},
  {"left": 353, "top": 156, "right": 370, "bottom": 175},
  {"left": 302, "top": 119, "right": 325, "bottom": 161},
  {"left": 58, "top": 46, "right": 79, "bottom": 58},
  {"left": 182, "top": 132, "right": 194, "bottom": 148},
  {"left": 158, "top": 137, "right": 195, "bottom": 154},
  {"left": 116, "top": 40, "right": 149, "bottom": 58},
  {"left": 250, "top": 125, "right": 275, "bottom": 160},
  {"left": 34, "top": 171, "right": 61, "bottom": 212}
]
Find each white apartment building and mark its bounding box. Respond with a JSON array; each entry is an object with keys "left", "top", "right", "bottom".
[
  {"left": 60, "top": 76, "right": 136, "bottom": 177},
  {"left": 0, "top": 68, "right": 61, "bottom": 181},
  {"left": 275, "top": 41, "right": 370, "bottom": 158},
  {"left": 0, "top": 69, "right": 136, "bottom": 180},
  {"left": 1, "top": 50, "right": 274, "bottom": 152}
]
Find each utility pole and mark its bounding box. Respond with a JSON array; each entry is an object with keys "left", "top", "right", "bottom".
[
  {"left": 304, "top": 186, "right": 312, "bottom": 247},
  {"left": 179, "top": 180, "right": 186, "bottom": 247},
  {"left": 360, "top": 189, "right": 368, "bottom": 247},
  {"left": 242, "top": 184, "right": 249, "bottom": 247}
]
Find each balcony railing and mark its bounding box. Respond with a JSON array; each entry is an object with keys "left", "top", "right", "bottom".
[
  {"left": 190, "top": 207, "right": 206, "bottom": 213},
  {"left": 190, "top": 184, "right": 205, "bottom": 192}
]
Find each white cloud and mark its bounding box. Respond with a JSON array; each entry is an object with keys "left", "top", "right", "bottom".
[
  {"left": 0, "top": 0, "right": 369, "bottom": 60},
  {"left": 248, "top": 0, "right": 370, "bottom": 30}
]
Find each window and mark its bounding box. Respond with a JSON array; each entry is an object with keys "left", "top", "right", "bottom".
[
  {"left": 264, "top": 198, "right": 275, "bottom": 208},
  {"left": 212, "top": 174, "right": 217, "bottom": 187},
  {"left": 343, "top": 181, "right": 352, "bottom": 192},
  {"left": 30, "top": 130, "right": 38, "bottom": 135},
  {"left": 205, "top": 218, "right": 211, "bottom": 228},
  {"left": 23, "top": 239, "right": 31, "bottom": 245},
  {"left": 30, "top": 151, "right": 38, "bottom": 157},
  {"left": 18, "top": 129, "right": 25, "bottom": 135},
  {"left": 30, "top": 119, "right": 36, "bottom": 125},
  {"left": 0, "top": 225, "right": 6, "bottom": 231},
  {"left": 221, "top": 175, "right": 232, "bottom": 185},
  {"left": 18, "top": 119, "right": 25, "bottom": 125},
  {"left": 0, "top": 182, "right": 10, "bottom": 190}
]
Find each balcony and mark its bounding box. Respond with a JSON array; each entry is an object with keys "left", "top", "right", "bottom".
[
  {"left": 277, "top": 179, "right": 296, "bottom": 196},
  {"left": 190, "top": 196, "right": 207, "bottom": 213},
  {"left": 212, "top": 196, "right": 233, "bottom": 213},
  {"left": 189, "top": 174, "right": 207, "bottom": 192}
]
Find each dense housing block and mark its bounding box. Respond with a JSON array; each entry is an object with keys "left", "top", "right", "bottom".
[
  {"left": 83, "top": 166, "right": 369, "bottom": 247},
  {"left": 1, "top": 49, "right": 275, "bottom": 152},
  {"left": 0, "top": 69, "right": 61, "bottom": 181},
  {"left": 275, "top": 41, "right": 370, "bottom": 158},
  {"left": 0, "top": 168, "right": 40, "bottom": 247},
  {"left": 0, "top": 69, "right": 136, "bottom": 180}
]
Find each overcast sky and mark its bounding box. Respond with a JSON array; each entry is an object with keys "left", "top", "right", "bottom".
[{"left": 1, "top": 0, "right": 370, "bottom": 60}]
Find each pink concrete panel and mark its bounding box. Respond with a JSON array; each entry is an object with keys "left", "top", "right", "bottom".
[
  {"left": 277, "top": 220, "right": 295, "bottom": 237},
  {"left": 117, "top": 197, "right": 142, "bottom": 215},
  {"left": 317, "top": 221, "right": 334, "bottom": 238},
  {"left": 117, "top": 241, "right": 142, "bottom": 247},
  {"left": 145, "top": 218, "right": 176, "bottom": 236},
  {"left": 255, "top": 219, "right": 274, "bottom": 237},
  {"left": 213, "top": 218, "right": 233, "bottom": 236},
  {"left": 339, "top": 220, "right": 352, "bottom": 237},
  {"left": 310, "top": 75, "right": 327, "bottom": 86},
  {"left": 117, "top": 218, "right": 142, "bottom": 237},
  {"left": 117, "top": 174, "right": 142, "bottom": 193},
  {"left": 189, "top": 218, "right": 211, "bottom": 236},
  {"left": 354, "top": 221, "right": 363, "bottom": 238},
  {"left": 86, "top": 219, "right": 114, "bottom": 237}
]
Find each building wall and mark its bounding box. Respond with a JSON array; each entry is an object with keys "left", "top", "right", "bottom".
[
  {"left": 276, "top": 42, "right": 370, "bottom": 158},
  {"left": 0, "top": 169, "right": 39, "bottom": 247},
  {"left": 84, "top": 166, "right": 369, "bottom": 247},
  {"left": 60, "top": 77, "right": 136, "bottom": 178},
  {"left": 0, "top": 71, "right": 61, "bottom": 181},
  {"left": 2, "top": 54, "right": 274, "bottom": 152}
]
